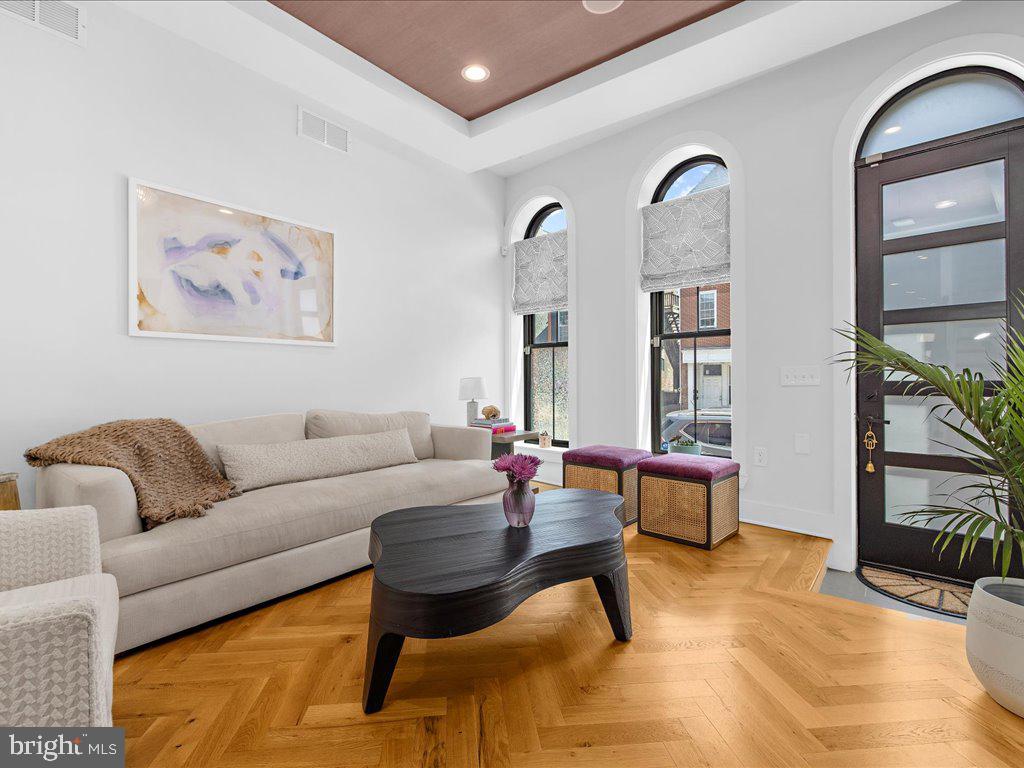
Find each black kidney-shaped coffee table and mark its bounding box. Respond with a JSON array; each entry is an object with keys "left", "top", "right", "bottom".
[{"left": 362, "top": 488, "right": 630, "bottom": 713}]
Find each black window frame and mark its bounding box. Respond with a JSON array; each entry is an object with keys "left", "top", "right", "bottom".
[
  {"left": 523, "top": 203, "right": 569, "bottom": 447},
  {"left": 649, "top": 155, "right": 732, "bottom": 455}
]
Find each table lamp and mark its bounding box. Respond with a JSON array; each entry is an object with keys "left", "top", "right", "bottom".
[{"left": 458, "top": 377, "right": 487, "bottom": 425}]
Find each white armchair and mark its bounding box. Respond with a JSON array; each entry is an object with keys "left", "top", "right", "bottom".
[{"left": 0, "top": 506, "right": 119, "bottom": 727}]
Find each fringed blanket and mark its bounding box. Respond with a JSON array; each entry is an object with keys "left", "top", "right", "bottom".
[{"left": 26, "top": 418, "right": 237, "bottom": 528}]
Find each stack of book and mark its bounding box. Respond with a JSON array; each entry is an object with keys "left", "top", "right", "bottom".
[{"left": 471, "top": 417, "right": 517, "bottom": 434}]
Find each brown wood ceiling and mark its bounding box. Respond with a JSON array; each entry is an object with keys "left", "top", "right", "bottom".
[{"left": 270, "top": 1, "right": 742, "bottom": 120}]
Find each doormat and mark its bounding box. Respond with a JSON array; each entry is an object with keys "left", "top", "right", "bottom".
[{"left": 858, "top": 565, "right": 972, "bottom": 617}]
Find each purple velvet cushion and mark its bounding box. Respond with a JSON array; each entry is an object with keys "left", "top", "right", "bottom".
[
  {"left": 562, "top": 444, "right": 653, "bottom": 471},
  {"left": 638, "top": 453, "right": 740, "bottom": 482}
]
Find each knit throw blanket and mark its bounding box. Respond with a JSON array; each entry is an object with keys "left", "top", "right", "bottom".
[{"left": 26, "top": 418, "right": 237, "bottom": 528}]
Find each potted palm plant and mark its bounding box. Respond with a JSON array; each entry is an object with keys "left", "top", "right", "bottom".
[{"left": 838, "top": 318, "right": 1024, "bottom": 717}]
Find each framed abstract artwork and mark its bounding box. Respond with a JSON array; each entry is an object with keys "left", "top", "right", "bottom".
[{"left": 128, "top": 178, "right": 335, "bottom": 346}]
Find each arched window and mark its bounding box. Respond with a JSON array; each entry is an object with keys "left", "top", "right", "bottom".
[
  {"left": 649, "top": 156, "right": 732, "bottom": 456},
  {"left": 854, "top": 67, "right": 1024, "bottom": 582},
  {"left": 859, "top": 68, "right": 1024, "bottom": 159},
  {"left": 523, "top": 203, "right": 569, "bottom": 446}
]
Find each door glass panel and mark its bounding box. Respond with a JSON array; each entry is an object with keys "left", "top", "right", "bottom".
[
  {"left": 884, "top": 395, "right": 981, "bottom": 455},
  {"left": 657, "top": 338, "right": 692, "bottom": 451},
  {"left": 695, "top": 337, "right": 732, "bottom": 457},
  {"left": 882, "top": 160, "right": 1004, "bottom": 240},
  {"left": 885, "top": 466, "right": 996, "bottom": 538},
  {"left": 883, "top": 240, "right": 1005, "bottom": 310},
  {"left": 883, "top": 318, "right": 1004, "bottom": 379}
]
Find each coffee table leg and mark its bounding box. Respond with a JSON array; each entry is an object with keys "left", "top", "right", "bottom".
[
  {"left": 593, "top": 562, "right": 632, "bottom": 641},
  {"left": 362, "top": 621, "right": 405, "bottom": 714}
]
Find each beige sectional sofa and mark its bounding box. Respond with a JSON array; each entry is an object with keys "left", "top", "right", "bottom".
[{"left": 35, "top": 410, "right": 507, "bottom": 653}]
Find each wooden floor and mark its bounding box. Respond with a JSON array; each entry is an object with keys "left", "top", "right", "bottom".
[{"left": 113, "top": 520, "right": 1024, "bottom": 767}]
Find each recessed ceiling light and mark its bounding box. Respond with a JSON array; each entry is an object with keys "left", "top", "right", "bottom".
[
  {"left": 889, "top": 282, "right": 900, "bottom": 287},
  {"left": 892, "top": 218, "right": 915, "bottom": 227},
  {"left": 218, "top": 208, "right": 234, "bottom": 215},
  {"left": 917, "top": 254, "right": 929, "bottom": 260},
  {"left": 934, "top": 199, "right": 958, "bottom": 209},
  {"left": 461, "top": 64, "right": 490, "bottom": 82},
  {"left": 583, "top": 0, "right": 624, "bottom": 13},
  {"left": 975, "top": 332, "right": 992, "bottom": 341},
  {"left": 905, "top": 290, "right": 916, "bottom": 295},
  {"left": 883, "top": 125, "right": 902, "bottom": 135}
]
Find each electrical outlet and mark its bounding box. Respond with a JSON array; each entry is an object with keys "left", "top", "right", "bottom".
[
  {"left": 754, "top": 446, "right": 768, "bottom": 467},
  {"left": 794, "top": 433, "right": 811, "bottom": 454},
  {"left": 780, "top": 365, "right": 822, "bottom": 386}
]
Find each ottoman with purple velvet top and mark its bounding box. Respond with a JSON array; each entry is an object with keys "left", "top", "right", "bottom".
[
  {"left": 562, "top": 445, "right": 653, "bottom": 525},
  {"left": 637, "top": 454, "right": 740, "bottom": 549}
]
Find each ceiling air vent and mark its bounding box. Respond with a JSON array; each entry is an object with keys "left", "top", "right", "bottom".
[
  {"left": 0, "top": 1, "right": 86, "bottom": 45},
  {"left": 297, "top": 107, "right": 349, "bottom": 154}
]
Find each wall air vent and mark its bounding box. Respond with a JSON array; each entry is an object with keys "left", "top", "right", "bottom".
[
  {"left": 297, "top": 107, "right": 349, "bottom": 154},
  {"left": 0, "top": 1, "right": 85, "bottom": 45}
]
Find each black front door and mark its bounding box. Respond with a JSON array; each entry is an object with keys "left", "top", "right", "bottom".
[{"left": 855, "top": 125, "right": 1024, "bottom": 582}]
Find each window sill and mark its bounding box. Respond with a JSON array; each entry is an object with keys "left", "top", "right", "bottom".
[
  {"left": 515, "top": 444, "right": 568, "bottom": 461},
  {"left": 514, "top": 443, "right": 567, "bottom": 486}
]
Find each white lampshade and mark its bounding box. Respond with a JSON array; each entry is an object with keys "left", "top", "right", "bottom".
[{"left": 458, "top": 376, "right": 487, "bottom": 400}]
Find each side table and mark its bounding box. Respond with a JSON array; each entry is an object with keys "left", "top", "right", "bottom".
[
  {"left": 0, "top": 472, "right": 21, "bottom": 511},
  {"left": 490, "top": 430, "right": 540, "bottom": 459}
]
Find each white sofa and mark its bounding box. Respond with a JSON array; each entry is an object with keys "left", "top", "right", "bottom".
[
  {"left": 0, "top": 506, "right": 118, "bottom": 726},
  {"left": 34, "top": 411, "right": 507, "bottom": 653}
]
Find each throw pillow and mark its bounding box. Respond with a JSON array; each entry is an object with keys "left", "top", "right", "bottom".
[
  {"left": 218, "top": 429, "right": 417, "bottom": 492},
  {"left": 305, "top": 410, "right": 434, "bottom": 459}
]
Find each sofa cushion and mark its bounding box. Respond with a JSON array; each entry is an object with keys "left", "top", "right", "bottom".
[
  {"left": 306, "top": 410, "right": 434, "bottom": 459},
  {"left": 219, "top": 430, "right": 418, "bottom": 492},
  {"left": 101, "top": 459, "right": 507, "bottom": 597},
  {"left": 188, "top": 413, "right": 306, "bottom": 474},
  {"left": 638, "top": 453, "right": 740, "bottom": 482},
  {"left": 562, "top": 445, "right": 653, "bottom": 470}
]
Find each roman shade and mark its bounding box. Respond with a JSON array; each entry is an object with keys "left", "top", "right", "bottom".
[
  {"left": 640, "top": 185, "right": 730, "bottom": 292},
  {"left": 512, "top": 230, "right": 568, "bottom": 315}
]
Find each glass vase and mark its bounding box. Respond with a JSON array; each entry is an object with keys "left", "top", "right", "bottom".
[{"left": 502, "top": 477, "right": 535, "bottom": 527}]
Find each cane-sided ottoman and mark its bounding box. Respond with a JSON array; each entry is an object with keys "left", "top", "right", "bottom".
[
  {"left": 637, "top": 454, "right": 740, "bottom": 549},
  {"left": 562, "top": 445, "right": 652, "bottom": 525}
]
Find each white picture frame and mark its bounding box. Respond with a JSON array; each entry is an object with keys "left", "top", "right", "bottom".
[{"left": 127, "top": 177, "right": 336, "bottom": 347}]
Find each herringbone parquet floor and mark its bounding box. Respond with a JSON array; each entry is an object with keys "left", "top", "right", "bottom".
[{"left": 113, "top": 520, "right": 1024, "bottom": 767}]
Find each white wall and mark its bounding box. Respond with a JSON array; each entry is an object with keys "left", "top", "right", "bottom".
[
  {"left": 0, "top": 2, "right": 505, "bottom": 506},
  {"left": 504, "top": 0, "right": 1024, "bottom": 569}
]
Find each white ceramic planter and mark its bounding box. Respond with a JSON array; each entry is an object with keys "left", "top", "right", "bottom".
[{"left": 967, "top": 577, "right": 1024, "bottom": 717}]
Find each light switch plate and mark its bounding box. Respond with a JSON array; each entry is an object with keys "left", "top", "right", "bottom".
[
  {"left": 794, "top": 433, "right": 811, "bottom": 454},
  {"left": 781, "top": 365, "right": 821, "bottom": 386},
  {"left": 754, "top": 446, "right": 768, "bottom": 467}
]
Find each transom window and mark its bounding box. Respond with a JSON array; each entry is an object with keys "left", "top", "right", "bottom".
[
  {"left": 859, "top": 67, "right": 1024, "bottom": 158},
  {"left": 649, "top": 156, "right": 732, "bottom": 456},
  {"left": 523, "top": 203, "right": 569, "bottom": 446}
]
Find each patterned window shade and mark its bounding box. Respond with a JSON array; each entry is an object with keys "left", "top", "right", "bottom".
[
  {"left": 512, "top": 230, "right": 568, "bottom": 315},
  {"left": 640, "top": 185, "right": 730, "bottom": 292}
]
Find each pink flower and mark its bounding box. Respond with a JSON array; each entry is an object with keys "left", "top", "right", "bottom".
[{"left": 492, "top": 452, "right": 542, "bottom": 483}]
